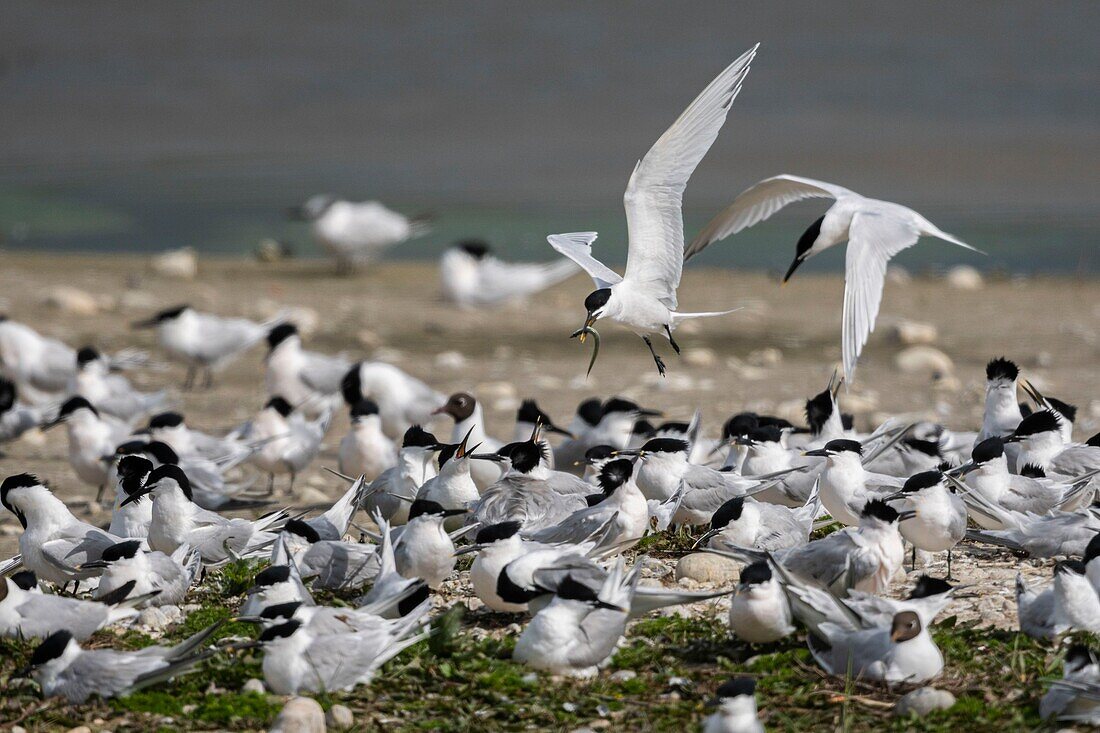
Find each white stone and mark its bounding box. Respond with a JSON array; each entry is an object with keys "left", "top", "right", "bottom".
[
  {"left": 842, "top": 392, "right": 878, "bottom": 414},
  {"left": 269, "top": 697, "right": 326, "bottom": 733},
  {"left": 434, "top": 351, "right": 467, "bottom": 370},
  {"left": 895, "top": 346, "right": 954, "bottom": 378},
  {"left": 675, "top": 553, "right": 740, "bottom": 585},
  {"left": 890, "top": 320, "right": 938, "bottom": 345},
  {"left": 42, "top": 286, "right": 100, "bottom": 315},
  {"left": 151, "top": 247, "right": 198, "bottom": 280},
  {"left": 746, "top": 347, "right": 783, "bottom": 367},
  {"left": 944, "top": 265, "right": 983, "bottom": 290},
  {"left": 138, "top": 606, "right": 170, "bottom": 628},
  {"left": 894, "top": 687, "right": 956, "bottom": 716},
  {"left": 325, "top": 704, "right": 354, "bottom": 730},
  {"left": 610, "top": 670, "right": 637, "bottom": 682},
  {"left": 683, "top": 348, "right": 717, "bottom": 368},
  {"left": 242, "top": 678, "right": 266, "bottom": 694}
]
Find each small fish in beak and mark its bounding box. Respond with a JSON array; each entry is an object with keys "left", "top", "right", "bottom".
[{"left": 570, "top": 324, "right": 601, "bottom": 378}]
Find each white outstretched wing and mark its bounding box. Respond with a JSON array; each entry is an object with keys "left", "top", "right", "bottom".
[
  {"left": 685, "top": 174, "right": 854, "bottom": 259},
  {"left": 622, "top": 45, "right": 758, "bottom": 309},
  {"left": 841, "top": 211, "right": 921, "bottom": 382},
  {"left": 547, "top": 232, "right": 622, "bottom": 290}
]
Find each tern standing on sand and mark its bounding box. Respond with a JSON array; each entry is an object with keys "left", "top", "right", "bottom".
[{"left": 549, "top": 45, "right": 759, "bottom": 376}]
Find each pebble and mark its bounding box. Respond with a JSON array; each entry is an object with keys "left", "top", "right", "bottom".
[
  {"left": 151, "top": 247, "right": 198, "bottom": 279},
  {"left": 325, "top": 704, "right": 354, "bottom": 730},
  {"left": 269, "top": 696, "right": 326, "bottom": 733},
  {"left": 890, "top": 320, "right": 938, "bottom": 345},
  {"left": 138, "top": 606, "right": 170, "bottom": 627},
  {"left": 609, "top": 670, "right": 637, "bottom": 682},
  {"left": 242, "top": 678, "right": 266, "bottom": 694},
  {"left": 66, "top": 727, "right": 92, "bottom": 733},
  {"left": 683, "top": 347, "right": 717, "bottom": 367},
  {"left": 746, "top": 347, "right": 783, "bottom": 367},
  {"left": 11, "top": 727, "right": 26, "bottom": 733},
  {"left": 894, "top": 687, "right": 956, "bottom": 716},
  {"left": 895, "top": 346, "right": 954, "bottom": 378},
  {"left": 675, "top": 553, "right": 740, "bottom": 585},
  {"left": 434, "top": 351, "right": 467, "bottom": 370},
  {"left": 945, "top": 265, "right": 983, "bottom": 290},
  {"left": 43, "top": 286, "right": 101, "bottom": 315}
]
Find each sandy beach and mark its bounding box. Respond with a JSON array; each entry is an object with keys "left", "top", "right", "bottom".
[{"left": 3, "top": 251, "right": 1098, "bottom": 564}]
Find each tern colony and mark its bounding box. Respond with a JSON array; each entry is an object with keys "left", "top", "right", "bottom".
[{"left": 2, "top": 45, "right": 1099, "bottom": 727}]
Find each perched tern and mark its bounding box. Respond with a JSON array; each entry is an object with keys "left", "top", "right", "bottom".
[
  {"left": 68, "top": 346, "right": 169, "bottom": 422},
  {"left": 393, "top": 499, "right": 468, "bottom": 588},
  {"left": 0, "top": 570, "right": 148, "bottom": 640},
  {"left": 704, "top": 677, "right": 765, "bottom": 733},
  {"left": 341, "top": 361, "right": 445, "bottom": 439},
  {"left": 240, "top": 396, "right": 332, "bottom": 491},
  {"left": 338, "top": 398, "right": 397, "bottom": 482},
  {"left": 264, "top": 323, "right": 350, "bottom": 417},
  {"left": 727, "top": 561, "right": 796, "bottom": 643},
  {"left": 548, "top": 46, "right": 758, "bottom": 376},
  {"left": 86, "top": 540, "right": 200, "bottom": 608},
  {"left": 439, "top": 239, "right": 578, "bottom": 308},
  {"left": 363, "top": 425, "right": 440, "bottom": 525},
  {"left": 291, "top": 195, "right": 430, "bottom": 272}
]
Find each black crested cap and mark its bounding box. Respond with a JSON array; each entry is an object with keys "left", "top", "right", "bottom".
[
  {"left": 117, "top": 455, "right": 154, "bottom": 492},
  {"left": 507, "top": 441, "right": 544, "bottom": 474},
  {"left": 402, "top": 425, "right": 438, "bottom": 449},
  {"left": 2, "top": 473, "right": 41, "bottom": 515},
  {"left": 556, "top": 575, "right": 601, "bottom": 604},
  {"left": 908, "top": 575, "right": 952, "bottom": 599},
  {"left": 597, "top": 458, "right": 634, "bottom": 494},
  {"left": 1047, "top": 397, "right": 1077, "bottom": 423},
  {"left": 902, "top": 470, "right": 943, "bottom": 493},
  {"left": 30, "top": 631, "right": 73, "bottom": 667},
  {"left": 264, "top": 396, "right": 294, "bottom": 417},
  {"left": 408, "top": 499, "right": 447, "bottom": 520},
  {"left": 1020, "top": 464, "right": 1046, "bottom": 479},
  {"left": 515, "top": 399, "right": 549, "bottom": 424},
  {"left": 259, "top": 601, "right": 302, "bottom": 620},
  {"left": 11, "top": 570, "right": 37, "bottom": 590},
  {"left": 1084, "top": 533, "right": 1100, "bottom": 564},
  {"left": 986, "top": 357, "right": 1019, "bottom": 382},
  {"left": 1055, "top": 559, "right": 1087, "bottom": 576},
  {"left": 436, "top": 442, "right": 460, "bottom": 468},
  {"left": 253, "top": 564, "right": 292, "bottom": 587},
  {"left": 475, "top": 521, "right": 522, "bottom": 544},
  {"left": 76, "top": 346, "right": 101, "bottom": 366},
  {"left": 340, "top": 364, "right": 362, "bottom": 406},
  {"left": 639, "top": 438, "right": 689, "bottom": 454},
  {"left": 58, "top": 396, "right": 98, "bottom": 419},
  {"left": 602, "top": 397, "right": 642, "bottom": 416},
  {"left": 145, "top": 441, "right": 180, "bottom": 465},
  {"left": 576, "top": 398, "right": 603, "bottom": 427},
  {"left": 147, "top": 412, "right": 184, "bottom": 429},
  {"left": 115, "top": 440, "right": 148, "bottom": 456},
  {"left": 1086, "top": 431, "right": 1100, "bottom": 448},
  {"left": 266, "top": 322, "right": 298, "bottom": 349},
  {"left": 101, "top": 540, "right": 143, "bottom": 563},
  {"left": 748, "top": 425, "right": 783, "bottom": 444},
  {"left": 457, "top": 239, "right": 491, "bottom": 259},
  {"left": 823, "top": 439, "right": 862, "bottom": 455},
  {"left": 861, "top": 499, "right": 900, "bottom": 523},
  {"left": 715, "top": 676, "right": 756, "bottom": 699},
  {"left": 0, "top": 377, "right": 15, "bottom": 413},
  {"left": 585, "top": 493, "right": 606, "bottom": 507},
  {"left": 722, "top": 412, "right": 759, "bottom": 439},
  {"left": 739, "top": 561, "right": 772, "bottom": 585},
  {"left": 711, "top": 497, "right": 746, "bottom": 529},
  {"left": 583, "top": 288, "right": 612, "bottom": 314},
  {"left": 1065, "top": 645, "right": 1099, "bottom": 672},
  {"left": 584, "top": 445, "right": 615, "bottom": 462},
  {"left": 971, "top": 437, "right": 1004, "bottom": 463},
  {"left": 147, "top": 464, "right": 191, "bottom": 500},
  {"left": 350, "top": 399, "right": 380, "bottom": 418},
  {"left": 258, "top": 620, "right": 301, "bottom": 642},
  {"left": 632, "top": 419, "right": 655, "bottom": 436},
  {"left": 903, "top": 437, "right": 941, "bottom": 457},
  {"left": 283, "top": 518, "right": 320, "bottom": 543},
  {"left": 153, "top": 304, "right": 189, "bottom": 322},
  {"left": 1019, "top": 402, "right": 1033, "bottom": 418},
  {"left": 1012, "top": 410, "right": 1060, "bottom": 439},
  {"left": 805, "top": 389, "right": 834, "bottom": 434},
  {"left": 757, "top": 415, "right": 795, "bottom": 430},
  {"left": 841, "top": 414, "right": 855, "bottom": 431}
]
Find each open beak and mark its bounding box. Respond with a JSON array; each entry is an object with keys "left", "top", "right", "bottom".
[
  {"left": 453, "top": 543, "right": 484, "bottom": 556},
  {"left": 119, "top": 486, "right": 153, "bottom": 507},
  {"left": 573, "top": 313, "right": 598, "bottom": 343},
  {"left": 1003, "top": 433, "right": 1022, "bottom": 444},
  {"left": 1021, "top": 379, "right": 1044, "bottom": 405},
  {"left": 80, "top": 560, "right": 109, "bottom": 570},
  {"left": 897, "top": 510, "right": 918, "bottom": 522},
  {"left": 454, "top": 428, "right": 475, "bottom": 459},
  {"left": 470, "top": 453, "right": 504, "bottom": 463}
]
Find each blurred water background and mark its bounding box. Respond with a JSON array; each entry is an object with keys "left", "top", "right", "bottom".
[{"left": 1, "top": 2, "right": 1096, "bottom": 273}]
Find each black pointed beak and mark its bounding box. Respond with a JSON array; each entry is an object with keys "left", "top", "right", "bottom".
[
  {"left": 470, "top": 453, "right": 505, "bottom": 463},
  {"left": 131, "top": 318, "right": 158, "bottom": 329},
  {"left": 119, "top": 487, "right": 152, "bottom": 507},
  {"left": 80, "top": 560, "right": 109, "bottom": 570},
  {"left": 802, "top": 449, "right": 830, "bottom": 457},
  {"left": 897, "top": 510, "right": 918, "bottom": 522},
  {"left": 40, "top": 416, "right": 64, "bottom": 432},
  {"left": 782, "top": 254, "right": 807, "bottom": 283},
  {"left": 441, "top": 508, "right": 469, "bottom": 518}
]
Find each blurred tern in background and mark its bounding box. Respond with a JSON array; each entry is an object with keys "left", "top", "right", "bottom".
[
  {"left": 264, "top": 323, "right": 350, "bottom": 417},
  {"left": 440, "top": 239, "right": 578, "bottom": 308},
  {"left": 292, "top": 195, "right": 431, "bottom": 273}
]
